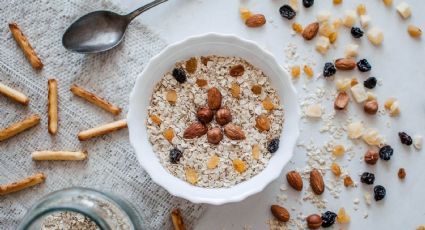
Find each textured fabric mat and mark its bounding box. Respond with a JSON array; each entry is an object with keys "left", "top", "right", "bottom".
[{"left": 0, "top": 0, "right": 205, "bottom": 229}]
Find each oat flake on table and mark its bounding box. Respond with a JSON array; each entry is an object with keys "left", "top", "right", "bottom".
[{"left": 147, "top": 56, "right": 285, "bottom": 188}]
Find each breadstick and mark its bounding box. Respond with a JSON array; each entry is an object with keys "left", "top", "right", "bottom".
[
  {"left": 8, "top": 22, "right": 43, "bottom": 70},
  {"left": 0, "top": 173, "right": 46, "bottom": 195},
  {"left": 78, "top": 119, "right": 127, "bottom": 141},
  {"left": 70, "top": 84, "right": 122, "bottom": 115},
  {"left": 0, "top": 114, "right": 40, "bottom": 141},
  {"left": 171, "top": 208, "right": 186, "bottom": 230},
  {"left": 32, "top": 150, "right": 87, "bottom": 161},
  {"left": 0, "top": 82, "right": 29, "bottom": 105},
  {"left": 48, "top": 79, "right": 58, "bottom": 134}
]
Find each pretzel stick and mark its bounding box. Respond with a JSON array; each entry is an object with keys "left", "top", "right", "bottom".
[
  {"left": 48, "top": 79, "right": 58, "bottom": 134},
  {"left": 0, "top": 82, "right": 29, "bottom": 105},
  {"left": 78, "top": 119, "right": 127, "bottom": 141},
  {"left": 32, "top": 150, "right": 87, "bottom": 161},
  {"left": 171, "top": 208, "right": 186, "bottom": 230},
  {"left": 8, "top": 22, "right": 43, "bottom": 70},
  {"left": 0, "top": 114, "right": 40, "bottom": 141},
  {"left": 70, "top": 84, "right": 122, "bottom": 115},
  {"left": 0, "top": 173, "right": 46, "bottom": 195}
]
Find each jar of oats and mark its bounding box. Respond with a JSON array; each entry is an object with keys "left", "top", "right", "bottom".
[{"left": 18, "top": 187, "right": 142, "bottom": 230}]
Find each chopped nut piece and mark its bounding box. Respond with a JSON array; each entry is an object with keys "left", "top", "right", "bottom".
[
  {"left": 396, "top": 2, "right": 411, "bottom": 19},
  {"left": 336, "top": 208, "right": 351, "bottom": 224},
  {"left": 303, "top": 65, "right": 314, "bottom": 78},
  {"left": 317, "top": 11, "right": 331, "bottom": 22},
  {"left": 166, "top": 90, "right": 177, "bottom": 105},
  {"left": 408, "top": 25, "right": 422, "bottom": 38},
  {"left": 319, "top": 23, "right": 334, "bottom": 37},
  {"left": 367, "top": 28, "right": 384, "bottom": 46},
  {"left": 292, "top": 22, "right": 303, "bottom": 33},
  {"left": 185, "top": 168, "right": 198, "bottom": 184},
  {"left": 398, "top": 168, "right": 406, "bottom": 179},
  {"left": 366, "top": 92, "right": 377, "bottom": 101},
  {"left": 163, "top": 128, "right": 174, "bottom": 142},
  {"left": 251, "top": 85, "right": 262, "bottom": 95},
  {"left": 345, "top": 43, "right": 359, "bottom": 58},
  {"left": 291, "top": 65, "right": 301, "bottom": 79},
  {"left": 364, "top": 192, "right": 372, "bottom": 205},
  {"left": 347, "top": 122, "right": 364, "bottom": 139},
  {"left": 315, "top": 36, "right": 330, "bottom": 54},
  {"left": 343, "top": 10, "right": 357, "bottom": 27},
  {"left": 233, "top": 159, "right": 247, "bottom": 173},
  {"left": 240, "top": 7, "right": 253, "bottom": 21},
  {"left": 414, "top": 135, "right": 423, "bottom": 150},
  {"left": 389, "top": 100, "right": 401, "bottom": 116},
  {"left": 334, "top": 92, "right": 349, "bottom": 110},
  {"left": 150, "top": 114, "right": 161, "bottom": 125},
  {"left": 364, "top": 100, "right": 379, "bottom": 115},
  {"left": 332, "top": 18, "right": 343, "bottom": 29},
  {"left": 252, "top": 144, "right": 260, "bottom": 160},
  {"left": 256, "top": 115, "right": 271, "bottom": 132},
  {"left": 384, "top": 98, "right": 397, "bottom": 110},
  {"left": 350, "top": 84, "right": 368, "bottom": 103},
  {"left": 230, "top": 82, "right": 241, "bottom": 98},
  {"left": 344, "top": 176, "right": 354, "bottom": 187},
  {"left": 360, "top": 15, "right": 371, "bottom": 28},
  {"left": 336, "top": 79, "right": 351, "bottom": 91},
  {"left": 262, "top": 96, "right": 275, "bottom": 111},
  {"left": 362, "top": 128, "right": 385, "bottom": 146},
  {"left": 207, "top": 154, "right": 220, "bottom": 169},
  {"left": 331, "top": 162, "right": 341, "bottom": 176},
  {"left": 306, "top": 104, "right": 322, "bottom": 118},
  {"left": 196, "top": 79, "right": 208, "bottom": 87},
  {"left": 357, "top": 4, "right": 366, "bottom": 15},
  {"left": 332, "top": 145, "right": 346, "bottom": 157}
]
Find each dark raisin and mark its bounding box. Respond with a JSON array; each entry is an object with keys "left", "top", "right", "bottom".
[
  {"left": 357, "top": 59, "right": 371, "bottom": 72},
  {"left": 398, "top": 132, "right": 413, "bottom": 146},
  {"left": 279, "top": 5, "right": 296, "bottom": 20},
  {"left": 321, "top": 211, "right": 337, "bottom": 228},
  {"left": 363, "top": 77, "right": 377, "bottom": 89},
  {"left": 379, "top": 145, "right": 394, "bottom": 161},
  {"left": 360, "top": 172, "right": 375, "bottom": 185},
  {"left": 303, "top": 0, "right": 314, "bottom": 8},
  {"left": 172, "top": 68, "right": 187, "bottom": 83},
  {"left": 351, "top": 27, "right": 364, "bottom": 38},
  {"left": 323, "top": 62, "right": 336, "bottom": 77},
  {"left": 170, "top": 148, "right": 183, "bottom": 163},
  {"left": 267, "top": 138, "right": 280, "bottom": 153},
  {"left": 374, "top": 185, "right": 386, "bottom": 201}
]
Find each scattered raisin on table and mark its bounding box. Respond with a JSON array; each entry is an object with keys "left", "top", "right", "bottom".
[
  {"left": 364, "top": 77, "right": 377, "bottom": 89},
  {"left": 357, "top": 59, "right": 371, "bottom": 72},
  {"left": 267, "top": 138, "right": 280, "bottom": 153},
  {"left": 399, "top": 132, "right": 413, "bottom": 145},
  {"left": 172, "top": 68, "right": 187, "bottom": 83},
  {"left": 351, "top": 27, "right": 364, "bottom": 38},
  {"left": 321, "top": 211, "right": 337, "bottom": 228},
  {"left": 360, "top": 172, "right": 375, "bottom": 184},
  {"left": 398, "top": 168, "right": 406, "bottom": 179},
  {"left": 303, "top": 0, "right": 314, "bottom": 8},
  {"left": 374, "top": 185, "right": 386, "bottom": 201},
  {"left": 279, "top": 5, "right": 296, "bottom": 20},
  {"left": 170, "top": 148, "right": 183, "bottom": 163},
  {"left": 379, "top": 145, "right": 394, "bottom": 160},
  {"left": 323, "top": 62, "right": 336, "bottom": 77}
]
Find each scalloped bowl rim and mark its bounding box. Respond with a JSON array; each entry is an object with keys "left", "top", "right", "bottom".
[{"left": 127, "top": 33, "right": 300, "bottom": 205}]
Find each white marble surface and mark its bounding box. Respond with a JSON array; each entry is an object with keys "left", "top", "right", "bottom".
[{"left": 115, "top": 0, "right": 425, "bottom": 229}]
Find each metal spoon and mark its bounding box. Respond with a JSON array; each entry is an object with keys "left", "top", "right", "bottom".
[{"left": 62, "top": 0, "right": 168, "bottom": 53}]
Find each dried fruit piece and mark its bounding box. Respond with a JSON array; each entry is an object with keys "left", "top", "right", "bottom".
[
  {"left": 333, "top": 0, "right": 342, "bottom": 5},
  {"left": 207, "top": 154, "right": 220, "bottom": 169},
  {"left": 233, "top": 159, "right": 246, "bottom": 173},
  {"left": 150, "top": 114, "right": 161, "bottom": 125},
  {"left": 364, "top": 150, "right": 379, "bottom": 165},
  {"left": 166, "top": 90, "right": 178, "bottom": 105},
  {"left": 364, "top": 77, "right": 377, "bottom": 89},
  {"left": 196, "top": 79, "right": 208, "bottom": 87},
  {"left": 252, "top": 144, "right": 260, "bottom": 160},
  {"left": 292, "top": 22, "right": 303, "bottom": 33},
  {"left": 408, "top": 25, "right": 422, "bottom": 38},
  {"left": 207, "top": 127, "right": 223, "bottom": 145},
  {"left": 323, "top": 62, "right": 336, "bottom": 77},
  {"left": 399, "top": 132, "right": 413, "bottom": 145},
  {"left": 230, "top": 82, "right": 241, "bottom": 98},
  {"left": 267, "top": 138, "right": 280, "bottom": 153},
  {"left": 163, "top": 128, "right": 174, "bottom": 142},
  {"left": 418, "top": 226, "right": 425, "bottom": 230},
  {"left": 310, "top": 169, "right": 325, "bottom": 195},
  {"left": 332, "top": 18, "right": 343, "bottom": 29},
  {"left": 374, "top": 185, "right": 386, "bottom": 201},
  {"left": 334, "top": 91, "right": 349, "bottom": 110},
  {"left": 286, "top": 170, "right": 303, "bottom": 191},
  {"left": 291, "top": 65, "right": 301, "bottom": 79},
  {"left": 344, "top": 175, "right": 354, "bottom": 187},
  {"left": 215, "top": 108, "right": 232, "bottom": 126},
  {"left": 240, "top": 7, "right": 253, "bottom": 21},
  {"left": 306, "top": 214, "right": 322, "bottom": 229},
  {"left": 306, "top": 104, "right": 322, "bottom": 118},
  {"left": 321, "top": 211, "right": 337, "bottom": 227},
  {"left": 315, "top": 36, "right": 330, "bottom": 54},
  {"left": 364, "top": 100, "right": 378, "bottom": 115},
  {"left": 245, "top": 14, "right": 267, "bottom": 27},
  {"left": 224, "top": 124, "right": 245, "bottom": 140},
  {"left": 384, "top": 98, "right": 396, "bottom": 110},
  {"left": 332, "top": 145, "right": 345, "bottom": 157},
  {"left": 336, "top": 208, "right": 351, "bottom": 224},
  {"left": 207, "top": 87, "right": 222, "bottom": 110},
  {"left": 396, "top": 2, "right": 411, "bottom": 19},
  {"left": 379, "top": 145, "right": 394, "bottom": 160},
  {"left": 183, "top": 122, "right": 208, "bottom": 139},
  {"left": 361, "top": 172, "right": 375, "bottom": 185},
  {"left": 351, "top": 27, "right": 364, "bottom": 38},
  {"left": 357, "top": 59, "right": 372, "bottom": 72},
  {"left": 197, "top": 107, "right": 214, "bottom": 123},
  {"left": 303, "top": 0, "right": 314, "bottom": 8},
  {"left": 255, "top": 115, "right": 271, "bottom": 132},
  {"left": 201, "top": 56, "right": 210, "bottom": 66},
  {"left": 357, "top": 4, "right": 366, "bottom": 15},
  {"left": 303, "top": 65, "right": 314, "bottom": 78},
  {"left": 170, "top": 148, "right": 183, "bottom": 163},
  {"left": 362, "top": 128, "right": 385, "bottom": 146},
  {"left": 302, "top": 22, "right": 320, "bottom": 40},
  {"left": 330, "top": 163, "right": 341, "bottom": 176},
  {"left": 185, "top": 167, "right": 198, "bottom": 184},
  {"left": 398, "top": 168, "right": 406, "bottom": 179},
  {"left": 229, "top": 64, "right": 245, "bottom": 77},
  {"left": 367, "top": 28, "right": 384, "bottom": 46},
  {"left": 262, "top": 96, "right": 275, "bottom": 111},
  {"left": 336, "top": 79, "right": 351, "bottom": 91},
  {"left": 350, "top": 78, "right": 358, "bottom": 86},
  {"left": 343, "top": 10, "right": 357, "bottom": 27},
  {"left": 383, "top": 0, "right": 392, "bottom": 6},
  {"left": 279, "top": 5, "right": 296, "bottom": 20},
  {"left": 172, "top": 68, "right": 187, "bottom": 83},
  {"left": 328, "top": 32, "right": 338, "bottom": 44},
  {"left": 251, "top": 85, "right": 262, "bottom": 95},
  {"left": 185, "top": 57, "right": 197, "bottom": 74},
  {"left": 270, "top": 205, "right": 290, "bottom": 222},
  {"left": 347, "top": 122, "right": 364, "bottom": 139}
]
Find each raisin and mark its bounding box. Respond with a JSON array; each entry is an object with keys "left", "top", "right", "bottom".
[
  {"left": 357, "top": 59, "right": 371, "bottom": 72},
  {"left": 303, "top": 0, "right": 314, "bottom": 8},
  {"left": 267, "top": 138, "right": 280, "bottom": 153},
  {"left": 360, "top": 172, "right": 375, "bottom": 185},
  {"left": 323, "top": 62, "right": 336, "bottom": 77},
  {"left": 374, "top": 185, "right": 386, "bottom": 201},
  {"left": 321, "top": 211, "right": 337, "bottom": 228},
  {"left": 363, "top": 77, "right": 377, "bottom": 89},
  {"left": 170, "top": 148, "right": 183, "bottom": 163},
  {"left": 172, "top": 68, "right": 187, "bottom": 83},
  {"left": 351, "top": 27, "right": 364, "bottom": 38},
  {"left": 379, "top": 145, "right": 393, "bottom": 161},
  {"left": 399, "top": 132, "right": 413, "bottom": 146},
  {"left": 279, "top": 5, "right": 296, "bottom": 20}
]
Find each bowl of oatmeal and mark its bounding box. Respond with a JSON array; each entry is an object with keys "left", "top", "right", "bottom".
[{"left": 128, "top": 33, "right": 300, "bottom": 205}]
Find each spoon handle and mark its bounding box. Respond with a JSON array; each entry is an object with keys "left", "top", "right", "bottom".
[{"left": 126, "top": 0, "right": 168, "bottom": 21}]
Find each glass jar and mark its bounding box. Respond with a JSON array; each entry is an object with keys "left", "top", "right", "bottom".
[{"left": 18, "top": 187, "right": 143, "bottom": 230}]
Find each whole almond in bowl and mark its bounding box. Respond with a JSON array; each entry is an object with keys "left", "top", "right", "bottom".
[
  {"left": 215, "top": 108, "right": 232, "bottom": 125},
  {"left": 207, "top": 127, "right": 223, "bottom": 145},
  {"left": 183, "top": 122, "right": 207, "bottom": 139},
  {"left": 335, "top": 58, "right": 356, "bottom": 70},
  {"left": 302, "top": 22, "right": 320, "bottom": 40},
  {"left": 270, "top": 205, "right": 290, "bottom": 222},
  {"left": 286, "top": 170, "right": 303, "bottom": 191},
  {"left": 224, "top": 123, "right": 245, "bottom": 140},
  {"left": 197, "top": 106, "right": 214, "bottom": 123},
  {"left": 310, "top": 169, "right": 324, "bottom": 195},
  {"left": 207, "top": 87, "right": 222, "bottom": 110}
]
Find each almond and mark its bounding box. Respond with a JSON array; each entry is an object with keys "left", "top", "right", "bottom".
[
  {"left": 302, "top": 22, "right": 320, "bottom": 40},
  {"left": 224, "top": 123, "right": 245, "bottom": 140},
  {"left": 310, "top": 169, "right": 325, "bottom": 195},
  {"left": 306, "top": 214, "right": 322, "bottom": 229},
  {"left": 183, "top": 122, "right": 207, "bottom": 139},
  {"left": 207, "top": 127, "right": 223, "bottom": 145},
  {"left": 197, "top": 107, "right": 214, "bottom": 123},
  {"left": 207, "top": 87, "right": 222, "bottom": 110},
  {"left": 335, "top": 58, "right": 356, "bottom": 70},
  {"left": 215, "top": 108, "right": 232, "bottom": 126},
  {"left": 229, "top": 64, "right": 245, "bottom": 77},
  {"left": 286, "top": 170, "right": 303, "bottom": 191},
  {"left": 245, "top": 14, "right": 266, "bottom": 27},
  {"left": 270, "top": 205, "right": 290, "bottom": 222},
  {"left": 334, "top": 91, "right": 349, "bottom": 110},
  {"left": 364, "top": 99, "right": 378, "bottom": 114}
]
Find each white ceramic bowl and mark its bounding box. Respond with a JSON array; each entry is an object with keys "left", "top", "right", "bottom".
[{"left": 128, "top": 33, "right": 300, "bottom": 205}]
